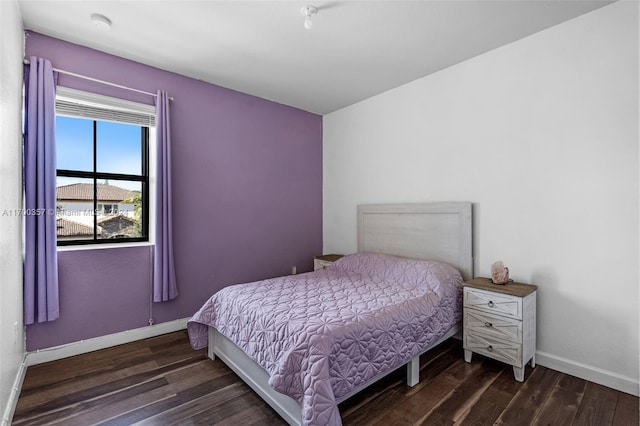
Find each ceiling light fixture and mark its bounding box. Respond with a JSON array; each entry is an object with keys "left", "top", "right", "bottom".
[
  {"left": 90, "top": 13, "right": 112, "bottom": 30},
  {"left": 300, "top": 5, "right": 318, "bottom": 30}
]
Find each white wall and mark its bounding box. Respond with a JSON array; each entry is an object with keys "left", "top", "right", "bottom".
[
  {"left": 0, "top": 0, "right": 25, "bottom": 423},
  {"left": 324, "top": 1, "right": 639, "bottom": 394}
]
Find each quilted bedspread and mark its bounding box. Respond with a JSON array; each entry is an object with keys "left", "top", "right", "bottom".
[{"left": 187, "top": 253, "right": 463, "bottom": 426}]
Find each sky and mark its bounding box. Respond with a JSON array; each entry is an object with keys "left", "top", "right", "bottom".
[{"left": 56, "top": 116, "right": 143, "bottom": 191}]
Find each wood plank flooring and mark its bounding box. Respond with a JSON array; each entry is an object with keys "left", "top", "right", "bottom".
[{"left": 13, "top": 331, "right": 638, "bottom": 425}]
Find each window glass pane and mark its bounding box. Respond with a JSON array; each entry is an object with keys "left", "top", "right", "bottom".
[
  {"left": 96, "top": 180, "right": 143, "bottom": 240},
  {"left": 96, "top": 121, "right": 142, "bottom": 175},
  {"left": 56, "top": 177, "right": 96, "bottom": 241},
  {"left": 56, "top": 116, "right": 94, "bottom": 172}
]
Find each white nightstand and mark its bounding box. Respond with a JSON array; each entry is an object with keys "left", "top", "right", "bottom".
[
  {"left": 313, "top": 254, "right": 343, "bottom": 271},
  {"left": 463, "top": 277, "right": 537, "bottom": 382}
]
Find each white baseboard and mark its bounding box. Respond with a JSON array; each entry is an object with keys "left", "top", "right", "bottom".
[
  {"left": 1, "top": 354, "right": 27, "bottom": 426},
  {"left": 536, "top": 350, "right": 639, "bottom": 396},
  {"left": 25, "top": 318, "right": 189, "bottom": 366}
]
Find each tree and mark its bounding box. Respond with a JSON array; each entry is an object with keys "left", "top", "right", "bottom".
[{"left": 121, "top": 191, "right": 142, "bottom": 236}]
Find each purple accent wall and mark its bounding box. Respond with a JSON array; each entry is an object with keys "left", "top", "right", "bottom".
[{"left": 25, "top": 32, "right": 323, "bottom": 351}]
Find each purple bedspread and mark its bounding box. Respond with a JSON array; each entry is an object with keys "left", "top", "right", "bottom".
[{"left": 187, "top": 253, "right": 463, "bottom": 425}]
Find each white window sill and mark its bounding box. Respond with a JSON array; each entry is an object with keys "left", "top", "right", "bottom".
[{"left": 57, "top": 241, "right": 154, "bottom": 252}]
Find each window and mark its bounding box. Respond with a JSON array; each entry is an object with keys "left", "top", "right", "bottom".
[
  {"left": 55, "top": 88, "right": 155, "bottom": 246},
  {"left": 97, "top": 204, "right": 119, "bottom": 215}
]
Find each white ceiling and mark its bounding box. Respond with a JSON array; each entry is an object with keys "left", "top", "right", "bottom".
[{"left": 18, "top": 1, "right": 613, "bottom": 115}]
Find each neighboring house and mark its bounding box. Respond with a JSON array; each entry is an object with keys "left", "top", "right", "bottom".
[
  {"left": 56, "top": 183, "right": 139, "bottom": 240},
  {"left": 56, "top": 183, "right": 136, "bottom": 216}
]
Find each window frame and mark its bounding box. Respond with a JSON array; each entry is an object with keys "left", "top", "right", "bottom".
[{"left": 55, "top": 88, "right": 154, "bottom": 247}]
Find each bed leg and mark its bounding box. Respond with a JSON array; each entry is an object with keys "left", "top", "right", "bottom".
[
  {"left": 407, "top": 356, "right": 420, "bottom": 387},
  {"left": 207, "top": 327, "right": 216, "bottom": 361}
]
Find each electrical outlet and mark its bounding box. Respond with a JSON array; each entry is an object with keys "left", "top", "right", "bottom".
[{"left": 291, "top": 265, "right": 297, "bottom": 275}]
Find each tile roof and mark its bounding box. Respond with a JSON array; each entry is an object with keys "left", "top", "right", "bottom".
[
  {"left": 97, "top": 214, "right": 136, "bottom": 225},
  {"left": 97, "top": 214, "right": 140, "bottom": 239},
  {"left": 56, "top": 215, "right": 140, "bottom": 240},
  {"left": 56, "top": 218, "right": 99, "bottom": 237},
  {"left": 56, "top": 183, "right": 137, "bottom": 202}
]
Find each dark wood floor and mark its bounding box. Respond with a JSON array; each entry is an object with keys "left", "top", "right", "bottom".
[{"left": 13, "top": 331, "right": 638, "bottom": 426}]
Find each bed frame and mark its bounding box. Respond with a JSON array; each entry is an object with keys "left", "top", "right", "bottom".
[{"left": 207, "top": 202, "right": 473, "bottom": 425}]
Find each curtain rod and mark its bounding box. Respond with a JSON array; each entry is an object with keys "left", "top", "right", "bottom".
[{"left": 23, "top": 59, "right": 173, "bottom": 101}]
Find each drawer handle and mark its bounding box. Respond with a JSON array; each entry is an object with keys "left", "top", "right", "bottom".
[
  {"left": 488, "top": 301, "right": 495, "bottom": 308},
  {"left": 487, "top": 345, "right": 494, "bottom": 352},
  {"left": 484, "top": 322, "right": 493, "bottom": 328}
]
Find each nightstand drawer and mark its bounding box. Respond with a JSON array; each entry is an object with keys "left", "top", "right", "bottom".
[
  {"left": 464, "top": 287, "right": 522, "bottom": 320},
  {"left": 464, "top": 309, "right": 522, "bottom": 342},
  {"left": 464, "top": 331, "right": 523, "bottom": 367},
  {"left": 314, "top": 259, "right": 333, "bottom": 270},
  {"left": 314, "top": 254, "right": 343, "bottom": 271}
]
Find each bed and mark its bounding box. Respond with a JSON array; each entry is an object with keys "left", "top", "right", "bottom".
[{"left": 187, "top": 202, "right": 473, "bottom": 426}]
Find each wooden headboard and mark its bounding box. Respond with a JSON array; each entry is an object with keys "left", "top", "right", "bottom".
[{"left": 357, "top": 202, "right": 473, "bottom": 280}]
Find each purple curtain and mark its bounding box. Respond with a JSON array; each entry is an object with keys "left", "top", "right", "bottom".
[
  {"left": 153, "top": 90, "right": 178, "bottom": 301},
  {"left": 23, "top": 57, "right": 59, "bottom": 325}
]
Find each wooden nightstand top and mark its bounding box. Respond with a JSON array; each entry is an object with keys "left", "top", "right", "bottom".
[
  {"left": 464, "top": 277, "right": 537, "bottom": 297},
  {"left": 314, "top": 254, "right": 344, "bottom": 262}
]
